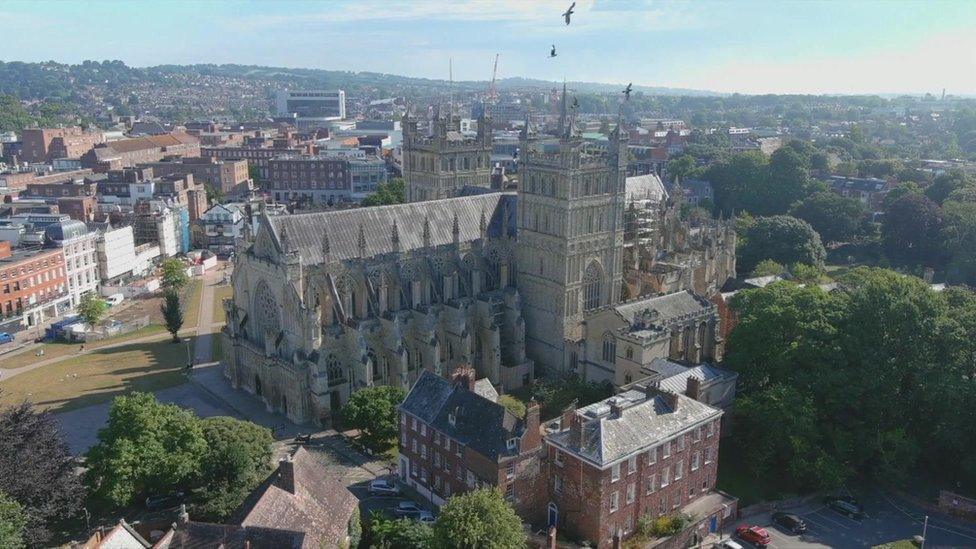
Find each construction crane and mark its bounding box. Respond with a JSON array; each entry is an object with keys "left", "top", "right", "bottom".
[{"left": 486, "top": 53, "right": 499, "bottom": 116}]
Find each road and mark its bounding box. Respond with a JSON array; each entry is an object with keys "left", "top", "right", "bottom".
[{"left": 723, "top": 489, "right": 976, "bottom": 548}]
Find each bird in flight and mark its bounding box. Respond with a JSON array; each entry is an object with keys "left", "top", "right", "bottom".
[
  {"left": 622, "top": 82, "right": 633, "bottom": 101},
  {"left": 563, "top": 2, "right": 575, "bottom": 25},
  {"left": 550, "top": 45, "right": 557, "bottom": 58}
]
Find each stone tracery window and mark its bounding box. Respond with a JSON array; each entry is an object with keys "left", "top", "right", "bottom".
[
  {"left": 327, "top": 355, "right": 343, "bottom": 385},
  {"left": 253, "top": 280, "right": 280, "bottom": 345},
  {"left": 582, "top": 261, "right": 604, "bottom": 311},
  {"left": 602, "top": 332, "right": 616, "bottom": 364}
]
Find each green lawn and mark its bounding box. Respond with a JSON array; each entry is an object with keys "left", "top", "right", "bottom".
[
  {"left": 0, "top": 324, "right": 167, "bottom": 370},
  {"left": 0, "top": 336, "right": 196, "bottom": 413},
  {"left": 181, "top": 280, "right": 203, "bottom": 330},
  {"left": 211, "top": 332, "right": 223, "bottom": 362},
  {"left": 873, "top": 540, "right": 918, "bottom": 549},
  {"left": 212, "top": 285, "right": 233, "bottom": 324}
]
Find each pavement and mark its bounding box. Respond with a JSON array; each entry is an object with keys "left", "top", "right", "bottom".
[{"left": 721, "top": 489, "right": 976, "bottom": 548}]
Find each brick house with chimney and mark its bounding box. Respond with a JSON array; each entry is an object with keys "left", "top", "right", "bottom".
[
  {"left": 398, "top": 368, "right": 547, "bottom": 523},
  {"left": 544, "top": 386, "right": 737, "bottom": 548}
]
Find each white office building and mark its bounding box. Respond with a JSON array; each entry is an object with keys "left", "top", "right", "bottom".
[
  {"left": 43, "top": 219, "right": 99, "bottom": 307},
  {"left": 275, "top": 90, "right": 346, "bottom": 120},
  {"left": 94, "top": 224, "right": 138, "bottom": 283}
]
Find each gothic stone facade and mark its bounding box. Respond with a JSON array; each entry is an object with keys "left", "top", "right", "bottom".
[
  {"left": 403, "top": 111, "right": 493, "bottom": 202},
  {"left": 222, "top": 193, "right": 533, "bottom": 425}
]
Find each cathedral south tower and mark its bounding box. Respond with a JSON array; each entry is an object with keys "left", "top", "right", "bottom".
[{"left": 516, "top": 112, "right": 629, "bottom": 374}]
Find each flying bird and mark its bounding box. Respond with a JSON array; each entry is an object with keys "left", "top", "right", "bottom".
[
  {"left": 622, "top": 82, "right": 633, "bottom": 101},
  {"left": 563, "top": 2, "right": 575, "bottom": 25},
  {"left": 550, "top": 45, "right": 557, "bottom": 58}
]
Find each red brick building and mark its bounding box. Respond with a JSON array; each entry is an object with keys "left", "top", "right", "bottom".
[
  {"left": 0, "top": 241, "right": 70, "bottom": 327},
  {"left": 81, "top": 133, "right": 200, "bottom": 173},
  {"left": 57, "top": 196, "right": 97, "bottom": 222},
  {"left": 21, "top": 127, "right": 104, "bottom": 163},
  {"left": 545, "top": 386, "right": 736, "bottom": 548},
  {"left": 398, "top": 368, "right": 547, "bottom": 522}
]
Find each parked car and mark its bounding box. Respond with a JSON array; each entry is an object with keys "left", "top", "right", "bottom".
[
  {"left": 716, "top": 540, "right": 744, "bottom": 549},
  {"left": 824, "top": 496, "right": 865, "bottom": 519},
  {"left": 368, "top": 479, "right": 400, "bottom": 496},
  {"left": 735, "top": 525, "right": 771, "bottom": 547},
  {"left": 394, "top": 501, "right": 424, "bottom": 518},
  {"left": 105, "top": 293, "right": 125, "bottom": 307},
  {"left": 145, "top": 492, "right": 185, "bottom": 511},
  {"left": 771, "top": 511, "right": 807, "bottom": 534},
  {"left": 417, "top": 511, "right": 435, "bottom": 524},
  {"left": 0, "top": 332, "right": 13, "bottom": 344}
]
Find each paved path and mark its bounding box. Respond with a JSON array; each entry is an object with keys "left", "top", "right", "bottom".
[
  {"left": 0, "top": 331, "right": 172, "bottom": 380},
  {"left": 192, "top": 269, "right": 221, "bottom": 365}
]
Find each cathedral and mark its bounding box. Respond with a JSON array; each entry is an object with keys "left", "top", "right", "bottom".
[{"left": 221, "top": 107, "right": 736, "bottom": 426}]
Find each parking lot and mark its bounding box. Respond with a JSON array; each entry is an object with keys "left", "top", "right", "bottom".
[{"left": 721, "top": 489, "right": 976, "bottom": 548}]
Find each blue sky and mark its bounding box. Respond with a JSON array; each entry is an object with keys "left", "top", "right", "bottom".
[{"left": 2, "top": 0, "right": 975, "bottom": 95}]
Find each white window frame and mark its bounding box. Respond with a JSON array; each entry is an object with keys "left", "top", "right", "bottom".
[
  {"left": 647, "top": 473, "right": 657, "bottom": 494},
  {"left": 675, "top": 460, "right": 684, "bottom": 480},
  {"left": 554, "top": 449, "right": 564, "bottom": 467},
  {"left": 627, "top": 456, "right": 637, "bottom": 475},
  {"left": 611, "top": 463, "right": 621, "bottom": 482},
  {"left": 610, "top": 491, "right": 619, "bottom": 513},
  {"left": 704, "top": 447, "right": 713, "bottom": 464},
  {"left": 663, "top": 441, "right": 671, "bottom": 459},
  {"left": 692, "top": 452, "right": 700, "bottom": 471},
  {"left": 707, "top": 420, "right": 715, "bottom": 438},
  {"left": 661, "top": 467, "right": 670, "bottom": 488},
  {"left": 626, "top": 483, "right": 635, "bottom": 504},
  {"left": 647, "top": 446, "right": 657, "bottom": 465}
]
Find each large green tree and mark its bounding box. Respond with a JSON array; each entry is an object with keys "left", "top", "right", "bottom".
[
  {"left": 882, "top": 193, "right": 945, "bottom": 268},
  {"left": 341, "top": 385, "right": 406, "bottom": 454},
  {"left": 76, "top": 293, "right": 108, "bottom": 330},
  {"left": 367, "top": 512, "right": 434, "bottom": 549},
  {"left": 195, "top": 416, "right": 274, "bottom": 520},
  {"left": 925, "top": 170, "right": 973, "bottom": 205},
  {"left": 0, "top": 491, "right": 26, "bottom": 549},
  {"left": 789, "top": 191, "right": 866, "bottom": 244},
  {"left": 0, "top": 403, "right": 84, "bottom": 547},
  {"left": 361, "top": 178, "right": 405, "bottom": 207},
  {"left": 85, "top": 393, "right": 208, "bottom": 509},
  {"left": 432, "top": 488, "right": 525, "bottom": 549},
  {"left": 738, "top": 215, "right": 826, "bottom": 274},
  {"left": 943, "top": 200, "right": 976, "bottom": 285},
  {"left": 160, "top": 258, "right": 190, "bottom": 291},
  {"left": 161, "top": 289, "right": 184, "bottom": 343}
]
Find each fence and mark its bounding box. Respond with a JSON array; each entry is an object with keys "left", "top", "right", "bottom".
[{"left": 77, "top": 315, "right": 151, "bottom": 342}]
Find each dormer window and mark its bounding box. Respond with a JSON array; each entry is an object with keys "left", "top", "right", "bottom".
[
  {"left": 448, "top": 410, "right": 457, "bottom": 427},
  {"left": 506, "top": 438, "right": 518, "bottom": 452}
]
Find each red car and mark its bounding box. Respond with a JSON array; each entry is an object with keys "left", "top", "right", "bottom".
[{"left": 735, "top": 525, "right": 771, "bottom": 547}]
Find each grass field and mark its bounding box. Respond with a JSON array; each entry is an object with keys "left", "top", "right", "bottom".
[
  {"left": 0, "top": 335, "right": 197, "bottom": 413},
  {"left": 873, "top": 541, "right": 918, "bottom": 549},
  {"left": 181, "top": 280, "right": 203, "bottom": 330},
  {"left": 212, "top": 285, "right": 233, "bottom": 324},
  {"left": 0, "top": 324, "right": 167, "bottom": 371}
]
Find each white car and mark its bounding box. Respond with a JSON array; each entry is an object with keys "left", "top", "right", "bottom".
[
  {"left": 394, "top": 501, "right": 424, "bottom": 518},
  {"left": 105, "top": 293, "right": 125, "bottom": 307},
  {"left": 716, "top": 540, "right": 744, "bottom": 549},
  {"left": 368, "top": 479, "right": 400, "bottom": 496},
  {"left": 417, "top": 511, "right": 435, "bottom": 524}
]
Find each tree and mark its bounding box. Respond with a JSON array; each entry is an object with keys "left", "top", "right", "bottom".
[
  {"left": 882, "top": 193, "right": 945, "bottom": 268},
  {"left": 247, "top": 164, "right": 262, "bottom": 183},
  {"left": 883, "top": 181, "right": 923, "bottom": 208},
  {"left": 751, "top": 259, "right": 785, "bottom": 278},
  {"left": 925, "top": 170, "right": 973, "bottom": 205},
  {"left": 666, "top": 155, "right": 696, "bottom": 184},
  {"left": 195, "top": 416, "right": 274, "bottom": 520},
  {"left": 738, "top": 215, "right": 826, "bottom": 274},
  {"left": 0, "top": 403, "right": 84, "bottom": 547},
  {"left": 943, "top": 200, "right": 976, "bottom": 286},
  {"left": 160, "top": 258, "right": 189, "bottom": 291},
  {"left": 76, "top": 293, "right": 108, "bottom": 330},
  {"left": 85, "top": 393, "right": 207, "bottom": 509},
  {"left": 161, "top": 289, "right": 184, "bottom": 343},
  {"left": 341, "top": 385, "right": 406, "bottom": 454},
  {"left": 432, "top": 488, "right": 525, "bottom": 549},
  {"left": 367, "top": 512, "right": 434, "bottom": 549},
  {"left": 0, "top": 95, "right": 33, "bottom": 133},
  {"left": 497, "top": 394, "right": 526, "bottom": 418},
  {"left": 789, "top": 191, "right": 866, "bottom": 244},
  {"left": 361, "top": 178, "right": 405, "bottom": 207},
  {"left": 0, "top": 491, "right": 26, "bottom": 549}
]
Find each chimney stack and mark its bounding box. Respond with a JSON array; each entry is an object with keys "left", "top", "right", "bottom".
[
  {"left": 278, "top": 455, "right": 296, "bottom": 494},
  {"left": 662, "top": 390, "right": 680, "bottom": 412},
  {"left": 609, "top": 398, "right": 624, "bottom": 419},
  {"left": 569, "top": 412, "right": 584, "bottom": 448},
  {"left": 686, "top": 376, "right": 702, "bottom": 401}
]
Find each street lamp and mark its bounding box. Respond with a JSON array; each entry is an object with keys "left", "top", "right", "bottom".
[{"left": 920, "top": 515, "right": 929, "bottom": 549}]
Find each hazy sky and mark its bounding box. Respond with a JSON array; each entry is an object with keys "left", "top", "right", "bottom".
[{"left": 3, "top": 0, "right": 976, "bottom": 95}]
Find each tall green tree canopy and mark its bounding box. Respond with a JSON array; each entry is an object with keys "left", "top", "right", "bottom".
[
  {"left": 195, "top": 416, "right": 274, "bottom": 520},
  {"left": 85, "top": 393, "right": 208, "bottom": 508},
  {"left": 361, "top": 178, "right": 405, "bottom": 207},
  {"left": 925, "top": 170, "right": 974, "bottom": 205},
  {"left": 160, "top": 258, "right": 190, "bottom": 291},
  {"left": 161, "top": 289, "right": 184, "bottom": 343},
  {"left": 77, "top": 293, "right": 108, "bottom": 329},
  {"left": 341, "top": 385, "right": 406, "bottom": 453},
  {"left": 0, "top": 491, "right": 26, "bottom": 549},
  {"left": 882, "top": 193, "right": 945, "bottom": 268},
  {"left": 367, "top": 512, "right": 434, "bottom": 549},
  {"left": 0, "top": 402, "right": 84, "bottom": 547},
  {"left": 432, "top": 488, "right": 525, "bottom": 549},
  {"left": 738, "top": 215, "right": 826, "bottom": 274},
  {"left": 789, "top": 191, "right": 866, "bottom": 244}
]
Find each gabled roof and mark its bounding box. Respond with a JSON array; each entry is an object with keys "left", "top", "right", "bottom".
[
  {"left": 264, "top": 192, "right": 515, "bottom": 265},
  {"left": 158, "top": 521, "right": 305, "bottom": 549},
  {"left": 625, "top": 173, "right": 667, "bottom": 203},
  {"left": 642, "top": 358, "right": 737, "bottom": 394},
  {"left": 230, "top": 447, "right": 356, "bottom": 549},
  {"left": 614, "top": 290, "right": 713, "bottom": 325},
  {"left": 400, "top": 371, "right": 522, "bottom": 460},
  {"left": 547, "top": 389, "right": 721, "bottom": 467}
]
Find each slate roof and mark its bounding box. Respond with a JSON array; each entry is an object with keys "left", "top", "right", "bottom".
[
  {"left": 625, "top": 173, "right": 668, "bottom": 203},
  {"left": 547, "top": 389, "right": 721, "bottom": 467},
  {"left": 642, "top": 358, "right": 737, "bottom": 394},
  {"left": 229, "top": 447, "right": 356, "bottom": 549},
  {"left": 473, "top": 378, "right": 499, "bottom": 402},
  {"left": 265, "top": 192, "right": 516, "bottom": 265},
  {"left": 158, "top": 521, "right": 305, "bottom": 549},
  {"left": 400, "top": 371, "right": 522, "bottom": 461},
  {"left": 614, "top": 290, "right": 713, "bottom": 325}
]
